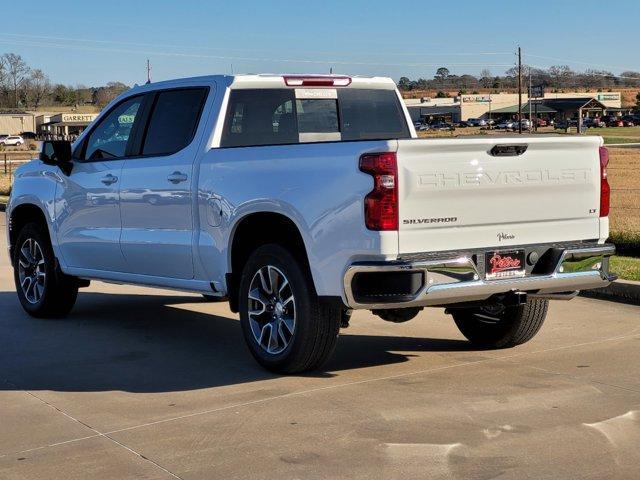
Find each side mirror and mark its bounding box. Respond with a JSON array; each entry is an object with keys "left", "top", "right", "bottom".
[{"left": 40, "top": 140, "right": 73, "bottom": 175}]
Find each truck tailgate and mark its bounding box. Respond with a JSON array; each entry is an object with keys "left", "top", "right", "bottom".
[{"left": 396, "top": 136, "right": 603, "bottom": 254}]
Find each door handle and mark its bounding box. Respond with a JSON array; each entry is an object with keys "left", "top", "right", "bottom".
[
  {"left": 167, "top": 171, "right": 188, "bottom": 184},
  {"left": 101, "top": 174, "right": 118, "bottom": 185}
]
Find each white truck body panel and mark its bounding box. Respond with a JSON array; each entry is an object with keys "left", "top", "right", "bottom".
[
  {"left": 6, "top": 74, "right": 613, "bottom": 310},
  {"left": 396, "top": 135, "right": 603, "bottom": 254}
]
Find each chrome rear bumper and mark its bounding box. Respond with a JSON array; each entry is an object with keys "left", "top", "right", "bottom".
[{"left": 343, "top": 244, "right": 615, "bottom": 309}]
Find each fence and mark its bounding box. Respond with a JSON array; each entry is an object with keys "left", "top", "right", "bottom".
[{"left": 2, "top": 153, "right": 35, "bottom": 180}]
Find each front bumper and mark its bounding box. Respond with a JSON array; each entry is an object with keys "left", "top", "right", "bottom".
[{"left": 343, "top": 243, "right": 616, "bottom": 309}]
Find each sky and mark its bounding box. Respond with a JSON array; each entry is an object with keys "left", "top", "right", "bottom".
[{"left": 1, "top": 0, "right": 639, "bottom": 87}]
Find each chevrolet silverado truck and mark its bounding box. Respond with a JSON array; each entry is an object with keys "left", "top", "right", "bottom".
[{"left": 6, "top": 74, "right": 616, "bottom": 373}]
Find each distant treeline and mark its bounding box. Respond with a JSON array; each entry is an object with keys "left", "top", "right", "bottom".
[
  {"left": 0, "top": 52, "right": 129, "bottom": 110},
  {"left": 398, "top": 65, "right": 640, "bottom": 94}
]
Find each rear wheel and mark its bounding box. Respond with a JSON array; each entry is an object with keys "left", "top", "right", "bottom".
[
  {"left": 451, "top": 299, "right": 548, "bottom": 349},
  {"left": 13, "top": 222, "right": 78, "bottom": 318},
  {"left": 239, "top": 244, "right": 340, "bottom": 373}
]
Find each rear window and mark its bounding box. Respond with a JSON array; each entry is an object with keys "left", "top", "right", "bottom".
[{"left": 220, "top": 88, "right": 409, "bottom": 148}]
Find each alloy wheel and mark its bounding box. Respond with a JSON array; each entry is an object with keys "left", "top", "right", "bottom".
[
  {"left": 17, "top": 238, "right": 46, "bottom": 304},
  {"left": 247, "top": 265, "right": 296, "bottom": 355}
]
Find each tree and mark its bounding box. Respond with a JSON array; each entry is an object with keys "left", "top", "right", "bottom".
[
  {"left": 636, "top": 92, "right": 640, "bottom": 109},
  {"left": 92, "top": 81, "right": 129, "bottom": 107},
  {"left": 27, "top": 69, "right": 51, "bottom": 109},
  {"left": 548, "top": 65, "right": 574, "bottom": 89},
  {"left": 3, "top": 53, "right": 30, "bottom": 108},
  {"left": 397, "top": 76, "right": 412, "bottom": 91},
  {"left": 435, "top": 67, "right": 450, "bottom": 80},
  {"left": 480, "top": 69, "right": 493, "bottom": 88}
]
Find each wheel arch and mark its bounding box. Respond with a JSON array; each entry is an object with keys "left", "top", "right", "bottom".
[
  {"left": 226, "top": 211, "right": 314, "bottom": 313},
  {"left": 8, "top": 203, "right": 51, "bottom": 266}
]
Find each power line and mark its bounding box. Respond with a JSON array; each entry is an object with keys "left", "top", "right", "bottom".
[
  {"left": 0, "top": 39, "right": 515, "bottom": 69},
  {"left": 0, "top": 32, "right": 514, "bottom": 59},
  {"left": 526, "top": 53, "right": 639, "bottom": 73}
]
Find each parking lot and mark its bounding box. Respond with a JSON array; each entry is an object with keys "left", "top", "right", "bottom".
[{"left": 1, "top": 211, "right": 639, "bottom": 480}]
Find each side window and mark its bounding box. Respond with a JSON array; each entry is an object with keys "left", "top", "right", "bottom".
[
  {"left": 221, "top": 89, "right": 297, "bottom": 148},
  {"left": 141, "top": 88, "right": 208, "bottom": 156},
  {"left": 83, "top": 96, "right": 142, "bottom": 160}
]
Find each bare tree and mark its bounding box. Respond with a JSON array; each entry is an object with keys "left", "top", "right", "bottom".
[
  {"left": 27, "top": 69, "right": 51, "bottom": 109},
  {"left": 4, "top": 53, "right": 30, "bottom": 108},
  {"left": 0, "top": 55, "right": 8, "bottom": 106},
  {"left": 479, "top": 69, "right": 493, "bottom": 88}
]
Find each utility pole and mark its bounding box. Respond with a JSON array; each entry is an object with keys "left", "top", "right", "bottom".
[
  {"left": 517, "top": 46, "right": 522, "bottom": 134},
  {"left": 528, "top": 68, "right": 532, "bottom": 132},
  {"left": 146, "top": 59, "right": 152, "bottom": 84}
]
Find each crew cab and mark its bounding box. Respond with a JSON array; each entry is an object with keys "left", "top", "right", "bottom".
[{"left": 6, "top": 74, "right": 615, "bottom": 373}]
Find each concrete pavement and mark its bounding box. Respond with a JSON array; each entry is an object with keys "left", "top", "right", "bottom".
[{"left": 1, "top": 212, "right": 640, "bottom": 479}]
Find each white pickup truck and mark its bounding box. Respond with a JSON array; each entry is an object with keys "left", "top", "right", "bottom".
[{"left": 6, "top": 74, "right": 615, "bottom": 373}]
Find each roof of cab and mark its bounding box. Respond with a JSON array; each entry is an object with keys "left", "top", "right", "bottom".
[{"left": 129, "top": 74, "right": 396, "bottom": 92}]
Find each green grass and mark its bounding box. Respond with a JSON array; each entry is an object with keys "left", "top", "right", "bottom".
[
  {"left": 610, "top": 256, "right": 640, "bottom": 281},
  {"left": 603, "top": 137, "right": 640, "bottom": 145}
]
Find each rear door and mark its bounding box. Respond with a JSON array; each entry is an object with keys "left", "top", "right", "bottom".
[
  {"left": 118, "top": 87, "right": 209, "bottom": 279},
  {"left": 396, "top": 136, "right": 602, "bottom": 254}
]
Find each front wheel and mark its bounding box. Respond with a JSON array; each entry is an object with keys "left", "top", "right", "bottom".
[
  {"left": 238, "top": 244, "right": 340, "bottom": 373},
  {"left": 13, "top": 222, "right": 79, "bottom": 318},
  {"left": 451, "top": 299, "right": 549, "bottom": 349}
]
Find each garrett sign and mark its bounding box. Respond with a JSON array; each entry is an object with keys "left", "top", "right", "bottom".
[{"left": 61, "top": 114, "right": 97, "bottom": 123}]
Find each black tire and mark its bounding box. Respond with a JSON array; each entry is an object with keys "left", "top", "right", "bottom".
[
  {"left": 238, "top": 244, "right": 340, "bottom": 374},
  {"left": 13, "top": 222, "right": 78, "bottom": 318},
  {"left": 451, "top": 299, "right": 549, "bottom": 349}
]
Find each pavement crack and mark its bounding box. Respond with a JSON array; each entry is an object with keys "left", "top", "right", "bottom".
[
  {"left": 1, "top": 379, "right": 184, "bottom": 479},
  {"left": 3, "top": 328, "right": 640, "bottom": 466}
]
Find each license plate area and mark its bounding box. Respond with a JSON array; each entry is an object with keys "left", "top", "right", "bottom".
[{"left": 485, "top": 249, "right": 526, "bottom": 280}]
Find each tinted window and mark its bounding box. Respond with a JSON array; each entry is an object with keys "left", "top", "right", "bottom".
[
  {"left": 296, "top": 99, "right": 338, "bottom": 133},
  {"left": 338, "top": 89, "right": 410, "bottom": 141},
  {"left": 142, "top": 88, "right": 208, "bottom": 156},
  {"left": 221, "top": 89, "right": 297, "bottom": 148},
  {"left": 83, "top": 96, "right": 142, "bottom": 160},
  {"left": 220, "top": 88, "right": 410, "bottom": 148}
]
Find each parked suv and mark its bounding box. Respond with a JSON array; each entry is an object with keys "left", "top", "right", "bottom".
[
  {"left": 2, "top": 135, "right": 24, "bottom": 146},
  {"left": 6, "top": 74, "right": 615, "bottom": 373}
]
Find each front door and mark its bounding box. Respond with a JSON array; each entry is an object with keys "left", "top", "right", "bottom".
[
  {"left": 56, "top": 95, "right": 145, "bottom": 272},
  {"left": 119, "top": 87, "right": 209, "bottom": 279}
]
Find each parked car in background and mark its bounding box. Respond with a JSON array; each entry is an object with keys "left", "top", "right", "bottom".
[
  {"left": 467, "top": 118, "right": 487, "bottom": 127},
  {"left": 1, "top": 135, "right": 24, "bottom": 146},
  {"left": 533, "top": 118, "right": 547, "bottom": 127},
  {"left": 605, "top": 117, "right": 624, "bottom": 127},
  {"left": 430, "top": 122, "right": 455, "bottom": 131},
  {"left": 621, "top": 116, "right": 636, "bottom": 127},
  {"left": 416, "top": 123, "right": 430, "bottom": 131},
  {"left": 554, "top": 119, "right": 578, "bottom": 130},
  {"left": 496, "top": 120, "right": 515, "bottom": 130},
  {"left": 514, "top": 119, "right": 531, "bottom": 130}
]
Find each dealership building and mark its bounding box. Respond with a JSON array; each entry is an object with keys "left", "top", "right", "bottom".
[
  {"left": 37, "top": 113, "right": 98, "bottom": 137},
  {"left": 0, "top": 111, "right": 98, "bottom": 137},
  {"left": 405, "top": 91, "right": 626, "bottom": 123}
]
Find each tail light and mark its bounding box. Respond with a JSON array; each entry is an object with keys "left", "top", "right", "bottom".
[
  {"left": 599, "top": 146, "right": 610, "bottom": 217},
  {"left": 359, "top": 152, "right": 398, "bottom": 231}
]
